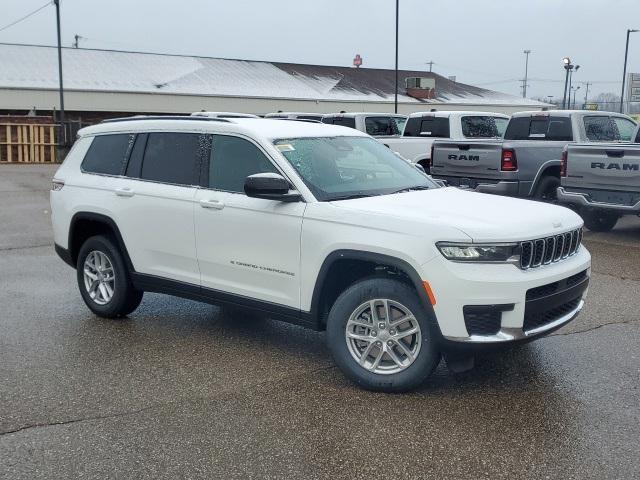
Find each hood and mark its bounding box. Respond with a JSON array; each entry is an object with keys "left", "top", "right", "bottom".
[{"left": 330, "top": 187, "right": 582, "bottom": 243}]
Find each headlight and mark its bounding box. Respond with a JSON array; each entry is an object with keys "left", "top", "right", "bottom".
[{"left": 436, "top": 242, "right": 519, "bottom": 263}]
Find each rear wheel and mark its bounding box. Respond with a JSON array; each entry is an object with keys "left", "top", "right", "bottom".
[
  {"left": 534, "top": 175, "right": 560, "bottom": 202},
  {"left": 326, "top": 278, "right": 440, "bottom": 392},
  {"left": 582, "top": 210, "right": 619, "bottom": 232},
  {"left": 76, "top": 235, "right": 143, "bottom": 318}
]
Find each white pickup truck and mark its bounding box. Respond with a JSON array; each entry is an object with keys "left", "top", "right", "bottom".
[{"left": 379, "top": 111, "right": 509, "bottom": 172}]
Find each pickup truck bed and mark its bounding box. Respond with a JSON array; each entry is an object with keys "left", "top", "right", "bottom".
[{"left": 557, "top": 142, "right": 640, "bottom": 231}]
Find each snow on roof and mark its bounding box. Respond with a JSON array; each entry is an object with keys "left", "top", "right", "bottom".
[{"left": 0, "top": 43, "right": 547, "bottom": 107}]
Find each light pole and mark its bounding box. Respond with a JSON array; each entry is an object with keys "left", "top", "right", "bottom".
[
  {"left": 547, "top": 95, "right": 554, "bottom": 106},
  {"left": 394, "top": 0, "right": 399, "bottom": 114},
  {"left": 562, "top": 57, "right": 573, "bottom": 109},
  {"left": 571, "top": 86, "right": 581, "bottom": 109},
  {"left": 620, "top": 29, "right": 638, "bottom": 113},
  {"left": 569, "top": 64, "right": 580, "bottom": 106},
  {"left": 54, "top": 0, "right": 65, "bottom": 125},
  {"left": 522, "top": 50, "right": 531, "bottom": 98}
]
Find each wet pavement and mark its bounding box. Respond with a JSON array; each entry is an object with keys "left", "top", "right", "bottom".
[{"left": 1, "top": 165, "right": 639, "bottom": 479}]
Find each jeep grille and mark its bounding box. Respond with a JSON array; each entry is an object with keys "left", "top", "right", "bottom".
[{"left": 519, "top": 228, "right": 582, "bottom": 270}]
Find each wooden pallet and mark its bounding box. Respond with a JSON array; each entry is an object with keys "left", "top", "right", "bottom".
[{"left": 0, "top": 123, "right": 58, "bottom": 163}]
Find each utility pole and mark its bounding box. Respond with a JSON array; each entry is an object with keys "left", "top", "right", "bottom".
[
  {"left": 620, "top": 29, "right": 638, "bottom": 113},
  {"left": 562, "top": 58, "right": 572, "bottom": 109},
  {"left": 426, "top": 60, "right": 434, "bottom": 72},
  {"left": 523, "top": 50, "right": 531, "bottom": 98},
  {"left": 54, "top": 0, "right": 65, "bottom": 125},
  {"left": 583, "top": 81, "right": 591, "bottom": 106},
  {"left": 394, "top": 0, "right": 399, "bottom": 114}
]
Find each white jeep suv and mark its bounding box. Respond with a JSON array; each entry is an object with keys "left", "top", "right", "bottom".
[{"left": 51, "top": 116, "right": 591, "bottom": 391}]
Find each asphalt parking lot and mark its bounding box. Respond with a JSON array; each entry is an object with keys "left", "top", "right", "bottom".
[{"left": 1, "top": 164, "right": 639, "bottom": 480}]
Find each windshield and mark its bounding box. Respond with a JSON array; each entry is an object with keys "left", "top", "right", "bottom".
[{"left": 274, "top": 136, "right": 437, "bottom": 201}]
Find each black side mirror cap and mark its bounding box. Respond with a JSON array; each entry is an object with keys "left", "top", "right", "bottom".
[{"left": 244, "top": 173, "right": 302, "bottom": 202}]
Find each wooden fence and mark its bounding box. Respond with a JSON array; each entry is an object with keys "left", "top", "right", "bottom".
[{"left": 0, "top": 123, "right": 58, "bottom": 163}]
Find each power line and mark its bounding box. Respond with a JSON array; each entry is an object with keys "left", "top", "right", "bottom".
[{"left": 0, "top": 1, "right": 52, "bottom": 34}]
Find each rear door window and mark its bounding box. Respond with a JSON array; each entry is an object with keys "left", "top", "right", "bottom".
[
  {"left": 461, "top": 116, "right": 501, "bottom": 138},
  {"left": 583, "top": 116, "right": 618, "bottom": 141},
  {"left": 140, "top": 132, "right": 202, "bottom": 186},
  {"left": 82, "top": 134, "right": 134, "bottom": 176},
  {"left": 365, "top": 117, "right": 400, "bottom": 136}
]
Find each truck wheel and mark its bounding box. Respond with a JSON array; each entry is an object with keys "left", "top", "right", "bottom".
[
  {"left": 76, "top": 235, "right": 143, "bottom": 318},
  {"left": 534, "top": 175, "right": 560, "bottom": 202},
  {"left": 325, "top": 278, "right": 440, "bottom": 392},
  {"left": 582, "top": 211, "right": 619, "bottom": 232}
]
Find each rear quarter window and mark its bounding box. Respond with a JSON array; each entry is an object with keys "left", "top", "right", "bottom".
[{"left": 81, "top": 134, "right": 134, "bottom": 175}]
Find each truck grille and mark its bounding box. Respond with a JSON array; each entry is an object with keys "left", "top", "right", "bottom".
[{"left": 520, "top": 228, "right": 582, "bottom": 270}]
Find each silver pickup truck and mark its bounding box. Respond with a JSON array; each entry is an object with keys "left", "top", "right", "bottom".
[
  {"left": 556, "top": 126, "right": 640, "bottom": 231},
  {"left": 430, "top": 110, "right": 638, "bottom": 201}
]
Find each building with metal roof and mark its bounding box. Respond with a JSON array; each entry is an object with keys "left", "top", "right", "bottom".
[{"left": 0, "top": 43, "right": 548, "bottom": 120}]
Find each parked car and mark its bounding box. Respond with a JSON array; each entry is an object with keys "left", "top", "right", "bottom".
[
  {"left": 380, "top": 111, "right": 510, "bottom": 171},
  {"left": 321, "top": 112, "right": 407, "bottom": 137},
  {"left": 265, "top": 112, "right": 324, "bottom": 122},
  {"left": 51, "top": 116, "right": 590, "bottom": 392},
  {"left": 191, "top": 111, "right": 260, "bottom": 118},
  {"left": 430, "top": 110, "right": 637, "bottom": 201},
  {"left": 556, "top": 125, "right": 640, "bottom": 231}
]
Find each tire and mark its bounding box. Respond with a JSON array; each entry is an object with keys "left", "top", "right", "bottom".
[
  {"left": 582, "top": 210, "right": 619, "bottom": 232},
  {"left": 76, "top": 235, "right": 143, "bottom": 318},
  {"left": 534, "top": 175, "right": 560, "bottom": 202},
  {"left": 325, "top": 277, "right": 440, "bottom": 392}
]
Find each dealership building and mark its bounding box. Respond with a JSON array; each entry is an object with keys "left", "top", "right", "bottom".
[{"left": 0, "top": 42, "right": 548, "bottom": 122}]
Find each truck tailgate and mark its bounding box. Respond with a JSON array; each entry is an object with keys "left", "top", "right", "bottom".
[
  {"left": 564, "top": 143, "right": 640, "bottom": 192},
  {"left": 430, "top": 140, "right": 503, "bottom": 179}
]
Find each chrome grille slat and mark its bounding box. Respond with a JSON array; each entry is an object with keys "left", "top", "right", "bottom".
[{"left": 519, "top": 228, "right": 582, "bottom": 270}]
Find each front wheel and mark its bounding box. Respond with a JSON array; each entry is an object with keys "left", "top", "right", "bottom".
[
  {"left": 582, "top": 210, "right": 619, "bottom": 232},
  {"left": 326, "top": 278, "right": 440, "bottom": 392}
]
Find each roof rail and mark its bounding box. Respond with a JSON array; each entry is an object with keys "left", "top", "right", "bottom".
[
  {"left": 269, "top": 118, "right": 323, "bottom": 124},
  {"left": 102, "top": 115, "right": 232, "bottom": 124}
]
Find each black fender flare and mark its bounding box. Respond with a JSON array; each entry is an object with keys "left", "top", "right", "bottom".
[
  {"left": 309, "top": 249, "right": 440, "bottom": 333},
  {"left": 68, "top": 212, "right": 135, "bottom": 272},
  {"left": 530, "top": 160, "right": 561, "bottom": 196}
]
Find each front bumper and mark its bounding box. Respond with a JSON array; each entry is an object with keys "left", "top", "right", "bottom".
[
  {"left": 557, "top": 187, "right": 640, "bottom": 214},
  {"left": 422, "top": 246, "right": 591, "bottom": 344},
  {"left": 433, "top": 175, "right": 519, "bottom": 196}
]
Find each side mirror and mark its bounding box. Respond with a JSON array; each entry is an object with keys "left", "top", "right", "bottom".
[{"left": 244, "top": 173, "right": 302, "bottom": 202}]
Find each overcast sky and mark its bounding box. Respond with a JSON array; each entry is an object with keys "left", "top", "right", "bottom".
[{"left": 2, "top": 0, "right": 639, "bottom": 101}]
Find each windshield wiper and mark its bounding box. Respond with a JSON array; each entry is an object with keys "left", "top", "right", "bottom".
[
  {"left": 389, "top": 185, "right": 431, "bottom": 195},
  {"left": 327, "top": 193, "right": 378, "bottom": 201}
]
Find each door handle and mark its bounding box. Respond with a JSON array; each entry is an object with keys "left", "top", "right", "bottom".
[
  {"left": 114, "top": 187, "right": 135, "bottom": 197},
  {"left": 200, "top": 199, "right": 225, "bottom": 210}
]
